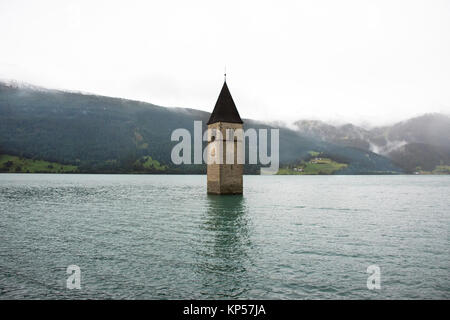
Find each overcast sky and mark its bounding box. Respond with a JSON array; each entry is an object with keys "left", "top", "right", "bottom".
[{"left": 1, "top": 0, "right": 449, "bottom": 126}]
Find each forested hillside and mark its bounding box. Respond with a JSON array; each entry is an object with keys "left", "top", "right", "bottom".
[{"left": 0, "top": 82, "right": 401, "bottom": 174}]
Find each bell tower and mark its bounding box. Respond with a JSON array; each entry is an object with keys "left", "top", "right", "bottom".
[{"left": 207, "top": 79, "right": 244, "bottom": 194}]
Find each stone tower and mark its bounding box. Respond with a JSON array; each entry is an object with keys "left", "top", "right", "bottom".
[{"left": 207, "top": 80, "right": 244, "bottom": 194}]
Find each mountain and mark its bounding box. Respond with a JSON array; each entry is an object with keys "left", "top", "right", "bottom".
[
  {"left": 293, "top": 120, "right": 372, "bottom": 150},
  {"left": 388, "top": 143, "right": 450, "bottom": 172},
  {"left": 294, "top": 113, "right": 450, "bottom": 172},
  {"left": 0, "top": 81, "right": 401, "bottom": 174}
]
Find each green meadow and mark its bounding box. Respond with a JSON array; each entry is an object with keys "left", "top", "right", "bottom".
[
  {"left": 0, "top": 154, "right": 78, "bottom": 173},
  {"left": 278, "top": 157, "right": 348, "bottom": 175}
]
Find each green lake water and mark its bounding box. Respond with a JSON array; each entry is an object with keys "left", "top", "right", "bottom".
[{"left": 0, "top": 174, "right": 448, "bottom": 299}]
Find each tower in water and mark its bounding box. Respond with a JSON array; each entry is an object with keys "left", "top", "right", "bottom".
[{"left": 207, "top": 78, "right": 244, "bottom": 194}]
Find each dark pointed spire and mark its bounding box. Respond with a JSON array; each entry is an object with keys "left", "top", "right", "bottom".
[{"left": 207, "top": 80, "right": 243, "bottom": 125}]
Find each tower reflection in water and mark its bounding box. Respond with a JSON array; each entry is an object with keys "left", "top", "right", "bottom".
[{"left": 194, "top": 194, "right": 254, "bottom": 298}]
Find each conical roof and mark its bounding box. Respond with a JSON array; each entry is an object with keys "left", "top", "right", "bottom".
[{"left": 207, "top": 81, "right": 243, "bottom": 125}]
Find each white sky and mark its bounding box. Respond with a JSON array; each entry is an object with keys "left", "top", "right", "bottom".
[{"left": 1, "top": 0, "right": 449, "bottom": 126}]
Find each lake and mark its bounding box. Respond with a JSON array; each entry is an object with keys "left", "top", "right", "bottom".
[{"left": 0, "top": 174, "right": 448, "bottom": 299}]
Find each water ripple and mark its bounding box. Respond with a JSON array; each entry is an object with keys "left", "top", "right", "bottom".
[{"left": 0, "top": 174, "right": 449, "bottom": 299}]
